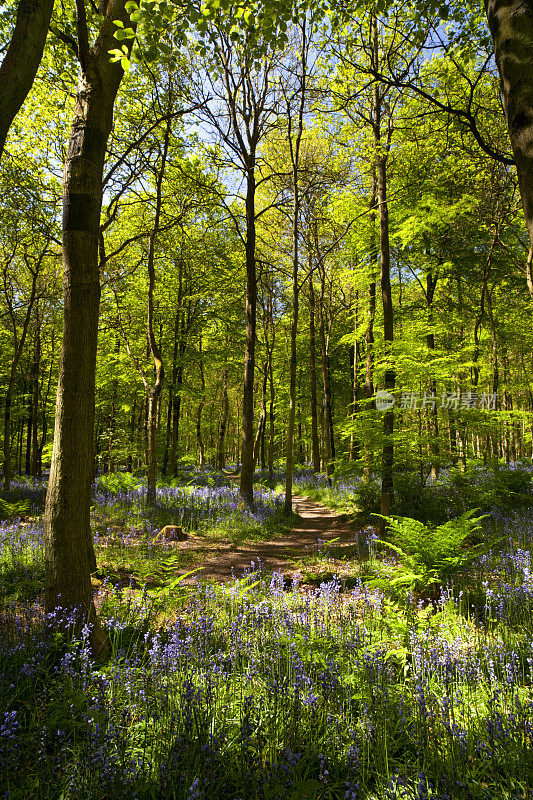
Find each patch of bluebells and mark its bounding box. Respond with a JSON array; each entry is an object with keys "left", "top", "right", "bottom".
[
  {"left": 92, "top": 479, "right": 285, "bottom": 536},
  {"left": 2, "top": 470, "right": 533, "bottom": 799},
  {"left": 2, "top": 559, "right": 533, "bottom": 800},
  {"left": 0, "top": 518, "right": 45, "bottom": 585}
]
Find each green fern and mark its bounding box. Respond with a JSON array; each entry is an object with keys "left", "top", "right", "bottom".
[{"left": 374, "top": 509, "right": 487, "bottom": 594}]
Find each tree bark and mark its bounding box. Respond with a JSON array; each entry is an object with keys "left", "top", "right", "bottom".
[
  {"left": 29, "top": 316, "right": 41, "bottom": 477},
  {"left": 363, "top": 160, "right": 377, "bottom": 478},
  {"left": 196, "top": 333, "right": 205, "bottom": 469},
  {"left": 44, "top": 0, "right": 133, "bottom": 656},
  {"left": 318, "top": 263, "right": 334, "bottom": 482},
  {"left": 350, "top": 290, "right": 361, "bottom": 461},
  {"left": 284, "top": 46, "right": 306, "bottom": 513},
  {"left": 372, "top": 15, "right": 395, "bottom": 527},
  {"left": 217, "top": 368, "right": 229, "bottom": 470},
  {"left": 308, "top": 269, "right": 321, "bottom": 473},
  {"left": 3, "top": 263, "right": 39, "bottom": 489},
  {"left": 0, "top": 0, "right": 54, "bottom": 158},
  {"left": 486, "top": 0, "right": 533, "bottom": 287},
  {"left": 239, "top": 166, "right": 257, "bottom": 506}
]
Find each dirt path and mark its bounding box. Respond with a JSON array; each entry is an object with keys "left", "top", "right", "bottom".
[{"left": 177, "top": 496, "right": 363, "bottom": 583}]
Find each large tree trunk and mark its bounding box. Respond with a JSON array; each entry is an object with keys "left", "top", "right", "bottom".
[
  {"left": 0, "top": 0, "right": 54, "bottom": 158},
  {"left": 44, "top": 0, "right": 132, "bottom": 656},
  {"left": 486, "top": 0, "right": 533, "bottom": 292},
  {"left": 239, "top": 166, "right": 257, "bottom": 506}
]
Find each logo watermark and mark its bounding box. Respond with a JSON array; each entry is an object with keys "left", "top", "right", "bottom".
[
  {"left": 375, "top": 390, "right": 497, "bottom": 412},
  {"left": 376, "top": 390, "right": 395, "bottom": 411}
]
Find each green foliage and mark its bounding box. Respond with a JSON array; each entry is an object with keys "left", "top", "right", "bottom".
[
  {"left": 97, "top": 471, "right": 142, "bottom": 495},
  {"left": 375, "top": 509, "right": 488, "bottom": 594},
  {"left": 0, "top": 497, "right": 30, "bottom": 520}
]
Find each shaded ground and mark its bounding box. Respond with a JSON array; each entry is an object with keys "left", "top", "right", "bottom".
[{"left": 173, "top": 496, "right": 366, "bottom": 583}]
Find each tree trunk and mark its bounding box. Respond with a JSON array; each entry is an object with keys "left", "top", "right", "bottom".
[
  {"left": 268, "top": 352, "right": 275, "bottom": 479},
  {"left": 217, "top": 368, "right": 229, "bottom": 470},
  {"left": 318, "top": 266, "right": 334, "bottom": 482},
  {"left": 284, "top": 31, "right": 306, "bottom": 512},
  {"left": 239, "top": 166, "right": 257, "bottom": 506},
  {"left": 364, "top": 160, "right": 377, "bottom": 478},
  {"left": 285, "top": 174, "right": 301, "bottom": 509},
  {"left": 426, "top": 267, "right": 439, "bottom": 480},
  {"left": 146, "top": 388, "right": 160, "bottom": 503},
  {"left": 308, "top": 270, "right": 321, "bottom": 473},
  {"left": 486, "top": 0, "right": 533, "bottom": 291},
  {"left": 350, "top": 290, "right": 361, "bottom": 461},
  {"left": 127, "top": 397, "right": 136, "bottom": 472},
  {"left": 3, "top": 267, "right": 39, "bottom": 489},
  {"left": 260, "top": 362, "right": 268, "bottom": 470},
  {"left": 30, "top": 323, "right": 40, "bottom": 477},
  {"left": 0, "top": 0, "right": 54, "bottom": 158},
  {"left": 373, "top": 16, "right": 394, "bottom": 528},
  {"left": 196, "top": 332, "right": 205, "bottom": 469},
  {"left": 44, "top": 0, "right": 133, "bottom": 656},
  {"left": 25, "top": 375, "right": 32, "bottom": 475},
  {"left": 167, "top": 267, "right": 185, "bottom": 476}
]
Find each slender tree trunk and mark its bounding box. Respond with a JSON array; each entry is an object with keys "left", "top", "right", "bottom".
[
  {"left": 146, "top": 388, "right": 160, "bottom": 499},
  {"left": 260, "top": 362, "right": 268, "bottom": 470},
  {"left": 167, "top": 266, "right": 185, "bottom": 476},
  {"left": 268, "top": 352, "right": 275, "bottom": 479},
  {"left": 196, "top": 333, "right": 205, "bottom": 469},
  {"left": 253, "top": 407, "right": 266, "bottom": 471},
  {"left": 126, "top": 397, "right": 136, "bottom": 472},
  {"left": 372, "top": 16, "right": 394, "bottom": 527},
  {"left": 217, "top": 368, "right": 229, "bottom": 470},
  {"left": 3, "top": 267, "right": 39, "bottom": 489},
  {"left": 30, "top": 323, "right": 40, "bottom": 477},
  {"left": 239, "top": 166, "right": 257, "bottom": 506},
  {"left": 350, "top": 290, "right": 361, "bottom": 461},
  {"left": 285, "top": 171, "right": 301, "bottom": 508},
  {"left": 364, "top": 160, "right": 377, "bottom": 478},
  {"left": 107, "top": 347, "right": 118, "bottom": 473},
  {"left": 284, "top": 28, "right": 306, "bottom": 512},
  {"left": 318, "top": 266, "right": 334, "bottom": 482},
  {"left": 26, "top": 375, "right": 32, "bottom": 475},
  {"left": 426, "top": 267, "right": 439, "bottom": 480},
  {"left": 162, "top": 394, "right": 172, "bottom": 476},
  {"left": 308, "top": 270, "right": 321, "bottom": 472},
  {"left": 44, "top": 0, "right": 133, "bottom": 656}
]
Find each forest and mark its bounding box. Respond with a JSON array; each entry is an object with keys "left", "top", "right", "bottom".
[{"left": 0, "top": 0, "right": 533, "bottom": 797}]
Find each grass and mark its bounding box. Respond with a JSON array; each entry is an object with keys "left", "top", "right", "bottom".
[{"left": 0, "top": 466, "right": 532, "bottom": 800}]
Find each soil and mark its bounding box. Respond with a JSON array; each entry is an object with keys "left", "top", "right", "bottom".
[{"left": 171, "top": 495, "right": 368, "bottom": 584}]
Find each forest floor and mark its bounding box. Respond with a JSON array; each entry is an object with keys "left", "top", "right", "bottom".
[{"left": 170, "top": 495, "right": 367, "bottom": 584}]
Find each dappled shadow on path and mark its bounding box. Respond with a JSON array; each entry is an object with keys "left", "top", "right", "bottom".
[{"left": 175, "top": 495, "right": 364, "bottom": 583}]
